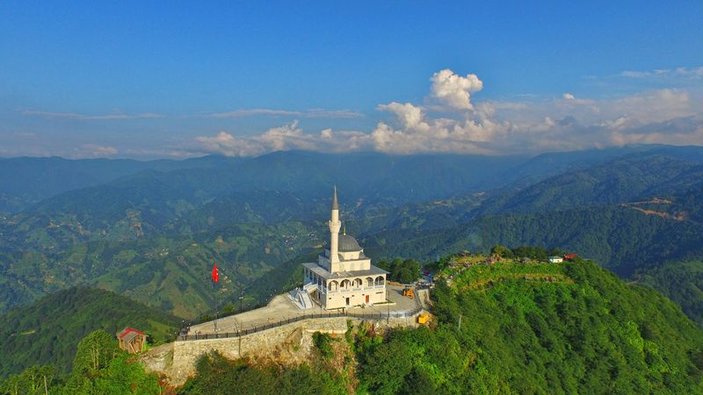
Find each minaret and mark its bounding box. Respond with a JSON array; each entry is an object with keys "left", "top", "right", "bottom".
[{"left": 328, "top": 186, "right": 341, "bottom": 265}]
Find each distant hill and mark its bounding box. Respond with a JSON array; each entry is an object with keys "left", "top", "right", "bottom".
[
  {"left": 0, "top": 286, "right": 180, "bottom": 378},
  {"left": 475, "top": 149, "right": 703, "bottom": 216},
  {"left": 2, "top": 145, "right": 703, "bottom": 324},
  {"left": 0, "top": 155, "right": 225, "bottom": 213},
  {"left": 362, "top": 150, "right": 703, "bottom": 275}
]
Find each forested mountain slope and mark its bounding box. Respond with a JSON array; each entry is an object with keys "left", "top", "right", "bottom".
[
  {"left": 637, "top": 260, "right": 703, "bottom": 327},
  {"left": 0, "top": 287, "right": 180, "bottom": 378},
  {"left": 364, "top": 181, "right": 703, "bottom": 273},
  {"left": 2, "top": 146, "right": 703, "bottom": 324},
  {"left": 476, "top": 148, "right": 703, "bottom": 216}
]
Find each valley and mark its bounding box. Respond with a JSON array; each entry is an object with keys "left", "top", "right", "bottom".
[
  {"left": 1, "top": 146, "right": 702, "bottom": 325},
  {"left": 1, "top": 146, "right": 703, "bottom": 392}
]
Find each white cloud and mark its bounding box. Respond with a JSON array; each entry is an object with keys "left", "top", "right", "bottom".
[
  {"left": 196, "top": 130, "right": 265, "bottom": 157},
  {"left": 195, "top": 69, "right": 703, "bottom": 157},
  {"left": 621, "top": 66, "right": 703, "bottom": 80},
  {"left": 195, "top": 121, "right": 373, "bottom": 157},
  {"left": 377, "top": 102, "right": 428, "bottom": 131},
  {"left": 73, "top": 144, "right": 118, "bottom": 158},
  {"left": 21, "top": 110, "right": 163, "bottom": 120},
  {"left": 430, "top": 69, "right": 483, "bottom": 110},
  {"left": 370, "top": 101, "right": 503, "bottom": 154},
  {"left": 207, "top": 108, "right": 362, "bottom": 119}
]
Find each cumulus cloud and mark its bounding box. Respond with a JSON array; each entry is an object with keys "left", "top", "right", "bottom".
[
  {"left": 377, "top": 102, "right": 428, "bottom": 131},
  {"left": 430, "top": 69, "right": 483, "bottom": 110},
  {"left": 194, "top": 68, "right": 703, "bottom": 157},
  {"left": 370, "top": 101, "right": 504, "bottom": 154}
]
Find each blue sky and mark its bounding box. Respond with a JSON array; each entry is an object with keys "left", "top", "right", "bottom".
[{"left": 1, "top": 1, "right": 702, "bottom": 158}]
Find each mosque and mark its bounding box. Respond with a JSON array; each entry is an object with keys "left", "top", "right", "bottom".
[{"left": 296, "top": 188, "right": 387, "bottom": 310}]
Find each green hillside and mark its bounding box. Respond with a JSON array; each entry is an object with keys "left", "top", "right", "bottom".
[
  {"left": 0, "top": 287, "right": 180, "bottom": 378},
  {"left": 0, "top": 219, "right": 321, "bottom": 317},
  {"left": 182, "top": 254, "right": 703, "bottom": 393},
  {"left": 360, "top": 257, "right": 703, "bottom": 393},
  {"left": 638, "top": 260, "right": 703, "bottom": 327},
  {"left": 4, "top": 253, "right": 700, "bottom": 393}
]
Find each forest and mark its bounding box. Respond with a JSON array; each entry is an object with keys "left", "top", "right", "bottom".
[{"left": 3, "top": 254, "right": 703, "bottom": 393}]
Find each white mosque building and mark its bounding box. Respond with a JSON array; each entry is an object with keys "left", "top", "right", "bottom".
[{"left": 296, "top": 188, "right": 387, "bottom": 310}]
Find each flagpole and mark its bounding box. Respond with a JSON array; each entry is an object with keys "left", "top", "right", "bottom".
[
  {"left": 214, "top": 280, "right": 218, "bottom": 333},
  {"left": 212, "top": 261, "right": 220, "bottom": 333}
]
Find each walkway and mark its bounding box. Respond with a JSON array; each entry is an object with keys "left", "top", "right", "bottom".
[{"left": 185, "top": 285, "right": 421, "bottom": 338}]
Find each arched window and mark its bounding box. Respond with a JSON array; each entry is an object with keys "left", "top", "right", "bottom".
[
  {"left": 375, "top": 276, "right": 385, "bottom": 286},
  {"left": 353, "top": 278, "right": 362, "bottom": 288},
  {"left": 341, "top": 279, "right": 350, "bottom": 289},
  {"left": 328, "top": 280, "right": 338, "bottom": 292},
  {"left": 366, "top": 277, "right": 374, "bottom": 287}
]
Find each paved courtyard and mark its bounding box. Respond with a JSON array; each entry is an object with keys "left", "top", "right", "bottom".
[{"left": 188, "top": 285, "right": 421, "bottom": 336}]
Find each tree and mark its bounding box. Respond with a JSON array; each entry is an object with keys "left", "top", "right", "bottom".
[
  {"left": 380, "top": 258, "right": 422, "bottom": 283},
  {"left": 72, "top": 330, "right": 119, "bottom": 377},
  {"left": 63, "top": 329, "right": 120, "bottom": 393},
  {"left": 490, "top": 245, "right": 513, "bottom": 259},
  {"left": 0, "top": 365, "right": 56, "bottom": 395}
]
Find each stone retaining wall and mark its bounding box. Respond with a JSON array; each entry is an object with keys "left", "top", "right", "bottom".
[{"left": 142, "top": 314, "right": 420, "bottom": 386}]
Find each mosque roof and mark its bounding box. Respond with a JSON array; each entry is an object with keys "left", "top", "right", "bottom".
[
  {"left": 339, "top": 234, "right": 362, "bottom": 252},
  {"left": 303, "top": 262, "right": 388, "bottom": 279}
]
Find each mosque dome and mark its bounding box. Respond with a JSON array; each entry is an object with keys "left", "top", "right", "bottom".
[{"left": 338, "top": 234, "right": 362, "bottom": 252}]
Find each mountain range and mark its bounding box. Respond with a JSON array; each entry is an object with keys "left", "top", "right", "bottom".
[{"left": 1, "top": 144, "right": 702, "bottom": 325}]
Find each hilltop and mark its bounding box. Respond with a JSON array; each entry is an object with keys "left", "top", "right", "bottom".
[{"left": 179, "top": 252, "right": 703, "bottom": 393}]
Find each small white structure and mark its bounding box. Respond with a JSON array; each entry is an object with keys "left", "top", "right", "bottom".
[
  {"left": 548, "top": 256, "right": 564, "bottom": 263},
  {"left": 299, "top": 188, "right": 387, "bottom": 310}
]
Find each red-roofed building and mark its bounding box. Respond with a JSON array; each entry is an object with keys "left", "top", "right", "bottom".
[
  {"left": 117, "top": 327, "right": 147, "bottom": 354},
  {"left": 563, "top": 253, "right": 578, "bottom": 261}
]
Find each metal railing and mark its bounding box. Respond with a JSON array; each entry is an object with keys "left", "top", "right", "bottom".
[{"left": 177, "top": 306, "right": 423, "bottom": 342}]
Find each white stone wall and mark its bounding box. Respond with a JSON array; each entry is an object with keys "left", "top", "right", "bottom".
[
  {"left": 143, "top": 314, "right": 417, "bottom": 387},
  {"left": 324, "top": 286, "right": 386, "bottom": 310},
  {"left": 336, "top": 257, "right": 371, "bottom": 272}
]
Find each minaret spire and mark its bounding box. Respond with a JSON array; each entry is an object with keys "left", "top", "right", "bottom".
[
  {"left": 332, "top": 185, "right": 339, "bottom": 210},
  {"left": 328, "top": 186, "right": 341, "bottom": 266}
]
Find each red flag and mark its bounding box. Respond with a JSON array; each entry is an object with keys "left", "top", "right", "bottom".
[{"left": 211, "top": 263, "right": 219, "bottom": 283}]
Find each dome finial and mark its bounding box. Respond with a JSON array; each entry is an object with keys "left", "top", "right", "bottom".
[{"left": 342, "top": 223, "right": 346, "bottom": 235}]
